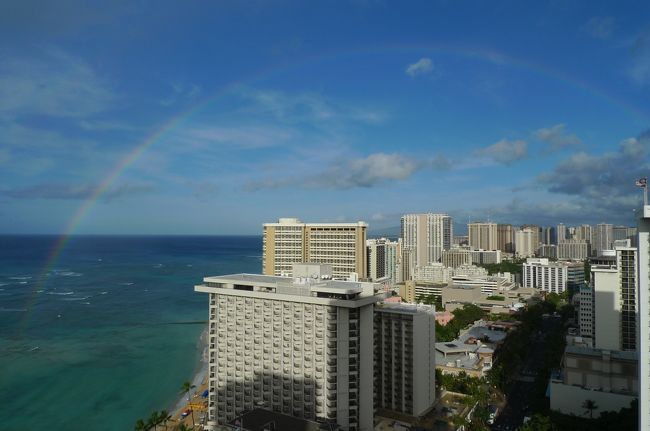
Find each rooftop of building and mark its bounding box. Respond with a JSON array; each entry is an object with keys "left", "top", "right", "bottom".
[
  {"left": 565, "top": 345, "right": 638, "bottom": 362},
  {"left": 264, "top": 217, "right": 367, "bottom": 227},
  {"left": 227, "top": 408, "right": 333, "bottom": 431},
  {"left": 376, "top": 302, "right": 436, "bottom": 315}
]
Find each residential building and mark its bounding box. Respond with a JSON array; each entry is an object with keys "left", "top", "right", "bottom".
[
  {"left": 537, "top": 244, "right": 557, "bottom": 259},
  {"left": 469, "top": 249, "right": 502, "bottom": 265},
  {"left": 263, "top": 218, "right": 367, "bottom": 279},
  {"left": 558, "top": 239, "right": 590, "bottom": 261},
  {"left": 636, "top": 205, "right": 650, "bottom": 430},
  {"left": 414, "top": 263, "right": 488, "bottom": 284},
  {"left": 453, "top": 235, "right": 469, "bottom": 247},
  {"left": 468, "top": 222, "right": 497, "bottom": 251},
  {"left": 521, "top": 225, "right": 540, "bottom": 249},
  {"left": 441, "top": 249, "right": 472, "bottom": 268},
  {"left": 515, "top": 228, "right": 536, "bottom": 258},
  {"left": 385, "top": 239, "right": 401, "bottom": 286},
  {"left": 549, "top": 346, "right": 638, "bottom": 418},
  {"left": 374, "top": 303, "right": 436, "bottom": 417},
  {"left": 401, "top": 213, "right": 453, "bottom": 278},
  {"left": 613, "top": 226, "right": 629, "bottom": 241},
  {"left": 574, "top": 224, "right": 593, "bottom": 244},
  {"left": 522, "top": 258, "right": 583, "bottom": 294},
  {"left": 540, "top": 226, "right": 554, "bottom": 245},
  {"left": 556, "top": 223, "right": 567, "bottom": 244},
  {"left": 593, "top": 223, "right": 614, "bottom": 256},
  {"left": 578, "top": 283, "right": 594, "bottom": 343},
  {"left": 497, "top": 224, "right": 515, "bottom": 253},
  {"left": 589, "top": 244, "right": 637, "bottom": 351},
  {"left": 366, "top": 238, "right": 386, "bottom": 281},
  {"left": 195, "top": 264, "right": 382, "bottom": 431}
]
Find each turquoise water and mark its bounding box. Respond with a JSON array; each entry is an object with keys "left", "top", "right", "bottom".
[{"left": 0, "top": 235, "right": 261, "bottom": 431}]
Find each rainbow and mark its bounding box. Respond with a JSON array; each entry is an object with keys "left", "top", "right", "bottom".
[{"left": 15, "top": 43, "right": 648, "bottom": 337}]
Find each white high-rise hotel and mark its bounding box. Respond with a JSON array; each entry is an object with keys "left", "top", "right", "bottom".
[
  {"left": 196, "top": 264, "right": 381, "bottom": 431},
  {"left": 637, "top": 205, "right": 650, "bottom": 430},
  {"left": 401, "top": 213, "right": 453, "bottom": 278}
]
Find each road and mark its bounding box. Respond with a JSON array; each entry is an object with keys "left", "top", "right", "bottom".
[{"left": 491, "top": 316, "right": 562, "bottom": 430}]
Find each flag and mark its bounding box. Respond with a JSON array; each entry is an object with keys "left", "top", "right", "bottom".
[{"left": 636, "top": 177, "right": 647, "bottom": 188}]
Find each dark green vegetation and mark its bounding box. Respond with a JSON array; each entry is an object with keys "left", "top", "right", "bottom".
[
  {"left": 417, "top": 293, "right": 442, "bottom": 310},
  {"left": 479, "top": 260, "right": 523, "bottom": 276},
  {"left": 519, "top": 401, "right": 638, "bottom": 430},
  {"left": 486, "top": 295, "right": 505, "bottom": 301},
  {"left": 435, "top": 370, "right": 495, "bottom": 431},
  {"left": 435, "top": 304, "right": 486, "bottom": 342},
  {"left": 134, "top": 410, "right": 172, "bottom": 431}
]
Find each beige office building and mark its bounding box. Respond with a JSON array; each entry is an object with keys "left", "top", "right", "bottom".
[
  {"left": 497, "top": 224, "right": 515, "bottom": 253},
  {"left": 468, "top": 222, "right": 497, "bottom": 251},
  {"left": 263, "top": 218, "right": 367, "bottom": 279},
  {"left": 196, "top": 264, "right": 382, "bottom": 431},
  {"left": 401, "top": 213, "right": 453, "bottom": 278}
]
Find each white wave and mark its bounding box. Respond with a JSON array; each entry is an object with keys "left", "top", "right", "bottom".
[
  {"left": 62, "top": 296, "right": 90, "bottom": 301},
  {"left": 100, "top": 291, "right": 108, "bottom": 295},
  {"left": 18, "top": 281, "right": 28, "bottom": 285},
  {"left": 119, "top": 282, "right": 134, "bottom": 286},
  {"left": 0, "top": 308, "right": 27, "bottom": 312},
  {"left": 0, "top": 283, "right": 7, "bottom": 286},
  {"left": 36, "top": 289, "right": 44, "bottom": 293},
  {"left": 83, "top": 302, "right": 91, "bottom": 305},
  {"left": 46, "top": 291, "right": 74, "bottom": 296},
  {"left": 10, "top": 276, "right": 31, "bottom": 280},
  {"left": 59, "top": 271, "right": 83, "bottom": 277}
]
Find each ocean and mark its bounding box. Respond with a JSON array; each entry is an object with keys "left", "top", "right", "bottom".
[{"left": 0, "top": 235, "right": 262, "bottom": 431}]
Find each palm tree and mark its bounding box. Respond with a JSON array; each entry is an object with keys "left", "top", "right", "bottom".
[
  {"left": 134, "top": 418, "right": 148, "bottom": 431},
  {"left": 148, "top": 411, "right": 160, "bottom": 431},
  {"left": 582, "top": 399, "right": 599, "bottom": 419},
  {"left": 159, "top": 410, "right": 172, "bottom": 430},
  {"left": 180, "top": 381, "right": 197, "bottom": 427}
]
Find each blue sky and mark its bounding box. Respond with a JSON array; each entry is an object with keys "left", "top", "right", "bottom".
[{"left": 1, "top": 1, "right": 650, "bottom": 234}]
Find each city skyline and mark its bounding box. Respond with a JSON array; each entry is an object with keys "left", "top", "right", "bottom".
[{"left": 1, "top": 2, "right": 650, "bottom": 235}]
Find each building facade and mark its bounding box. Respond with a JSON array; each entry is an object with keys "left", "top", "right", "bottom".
[
  {"left": 374, "top": 303, "right": 436, "bottom": 417},
  {"left": 263, "top": 218, "right": 368, "bottom": 279},
  {"left": 196, "top": 264, "right": 381, "bottom": 431},
  {"left": 558, "top": 239, "right": 590, "bottom": 261},
  {"left": 401, "top": 213, "right": 453, "bottom": 278},
  {"left": 515, "top": 228, "right": 536, "bottom": 258},
  {"left": 636, "top": 205, "right": 650, "bottom": 430},
  {"left": 441, "top": 249, "right": 472, "bottom": 269},
  {"left": 468, "top": 222, "right": 497, "bottom": 251},
  {"left": 497, "top": 224, "right": 515, "bottom": 253},
  {"left": 366, "top": 239, "right": 386, "bottom": 281},
  {"left": 522, "top": 258, "right": 584, "bottom": 294},
  {"left": 593, "top": 223, "right": 614, "bottom": 256}
]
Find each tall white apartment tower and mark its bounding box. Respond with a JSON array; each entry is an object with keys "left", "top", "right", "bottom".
[
  {"left": 400, "top": 213, "right": 453, "bottom": 277},
  {"left": 196, "top": 264, "right": 383, "bottom": 431},
  {"left": 556, "top": 223, "right": 567, "bottom": 243},
  {"left": 263, "top": 218, "right": 368, "bottom": 279},
  {"left": 374, "top": 303, "right": 436, "bottom": 417},
  {"left": 468, "top": 222, "right": 498, "bottom": 250},
  {"left": 515, "top": 228, "right": 536, "bottom": 258},
  {"left": 637, "top": 205, "right": 650, "bottom": 431},
  {"left": 593, "top": 223, "right": 614, "bottom": 256}
]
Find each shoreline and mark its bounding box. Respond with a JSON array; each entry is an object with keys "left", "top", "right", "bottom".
[{"left": 168, "top": 324, "right": 210, "bottom": 428}]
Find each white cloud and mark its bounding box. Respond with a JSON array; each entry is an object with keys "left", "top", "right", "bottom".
[
  {"left": 247, "top": 152, "right": 447, "bottom": 190},
  {"left": 533, "top": 124, "right": 581, "bottom": 152},
  {"left": 0, "top": 48, "right": 114, "bottom": 119},
  {"left": 475, "top": 139, "right": 528, "bottom": 165},
  {"left": 582, "top": 16, "right": 615, "bottom": 40},
  {"left": 405, "top": 58, "right": 433, "bottom": 77}
]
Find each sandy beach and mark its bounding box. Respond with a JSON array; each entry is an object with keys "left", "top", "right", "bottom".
[{"left": 166, "top": 326, "right": 210, "bottom": 430}]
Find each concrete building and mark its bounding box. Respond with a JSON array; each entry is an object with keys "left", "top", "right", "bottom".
[
  {"left": 540, "top": 226, "right": 554, "bottom": 245},
  {"left": 588, "top": 245, "right": 638, "bottom": 352},
  {"left": 469, "top": 249, "right": 502, "bottom": 265},
  {"left": 263, "top": 218, "right": 368, "bottom": 279},
  {"left": 613, "top": 226, "right": 629, "bottom": 242},
  {"left": 574, "top": 224, "right": 593, "bottom": 244},
  {"left": 549, "top": 346, "right": 638, "bottom": 418},
  {"left": 441, "top": 249, "right": 472, "bottom": 268},
  {"left": 556, "top": 223, "right": 567, "bottom": 243},
  {"left": 401, "top": 213, "right": 453, "bottom": 279},
  {"left": 636, "top": 204, "right": 650, "bottom": 430},
  {"left": 578, "top": 284, "right": 594, "bottom": 342},
  {"left": 497, "top": 224, "right": 515, "bottom": 253},
  {"left": 414, "top": 264, "right": 488, "bottom": 285},
  {"left": 366, "top": 238, "right": 388, "bottom": 282},
  {"left": 195, "top": 264, "right": 382, "bottom": 431},
  {"left": 515, "top": 228, "right": 536, "bottom": 258},
  {"left": 593, "top": 223, "right": 614, "bottom": 257},
  {"left": 521, "top": 225, "right": 540, "bottom": 250},
  {"left": 468, "top": 222, "right": 497, "bottom": 251},
  {"left": 537, "top": 244, "right": 557, "bottom": 259},
  {"left": 522, "top": 258, "right": 584, "bottom": 294},
  {"left": 558, "top": 239, "right": 590, "bottom": 261},
  {"left": 374, "top": 303, "right": 436, "bottom": 417}
]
